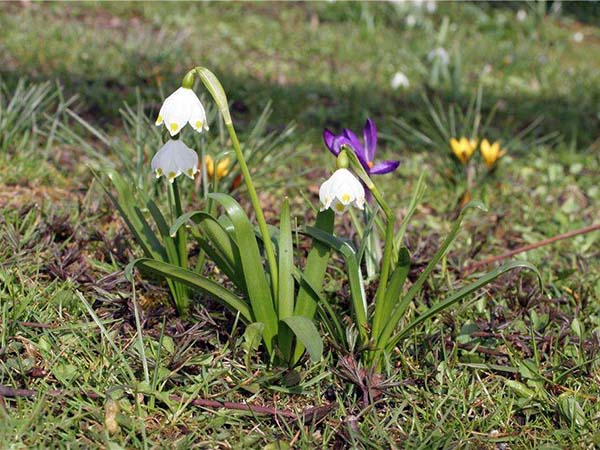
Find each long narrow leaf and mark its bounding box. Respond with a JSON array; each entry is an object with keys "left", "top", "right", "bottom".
[
  {"left": 277, "top": 198, "right": 295, "bottom": 360},
  {"left": 292, "top": 209, "right": 334, "bottom": 364},
  {"left": 210, "top": 193, "right": 277, "bottom": 352},
  {"left": 169, "top": 211, "right": 246, "bottom": 291},
  {"left": 376, "top": 201, "right": 486, "bottom": 352},
  {"left": 127, "top": 258, "right": 252, "bottom": 322},
  {"left": 281, "top": 316, "right": 323, "bottom": 363},
  {"left": 386, "top": 261, "right": 542, "bottom": 350},
  {"left": 372, "top": 247, "right": 411, "bottom": 344},
  {"left": 393, "top": 172, "right": 426, "bottom": 262},
  {"left": 303, "top": 226, "right": 369, "bottom": 345}
]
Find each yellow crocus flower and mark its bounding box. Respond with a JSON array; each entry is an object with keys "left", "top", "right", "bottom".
[
  {"left": 450, "top": 137, "right": 478, "bottom": 164},
  {"left": 205, "top": 155, "right": 231, "bottom": 180},
  {"left": 480, "top": 139, "right": 506, "bottom": 167}
]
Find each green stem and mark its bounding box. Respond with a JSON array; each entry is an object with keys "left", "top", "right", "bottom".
[
  {"left": 225, "top": 122, "right": 279, "bottom": 297},
  {"left": 366, "top": 183, "right": 395, "bottom": 354},
  {"left": 172, "top": 179, "right": 187, "bottom": 270},
  {"left": 185, "top": 66, "right": 278, "bottom": 300},
  {"left": 342, "top": 149, "right": 395, "bottom": 361},
  {"left": 171, "top": 178, "right": 189, "bottom": 314}
]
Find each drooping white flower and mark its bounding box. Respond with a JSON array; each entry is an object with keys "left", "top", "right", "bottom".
[
  {"left": 155, "top": 87, "right": 209, "bottom": 136},
  {"left": 427, "top": 47, "right": 449, "bottom": 66},
  {"left": 319, "top": 168, "right": 365, "bottom": 214},
  {"left": 391, "top": 71, "right": 410, "bottom": 90},
  {"left": 151, "top": 139, "right": 198, "bottom": 183},
  {"left": 516, "top": 9, "right": 527, "bottom": 22}
]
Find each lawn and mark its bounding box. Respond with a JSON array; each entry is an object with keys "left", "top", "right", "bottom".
[{"left": 1, "top": 2, "right": 599, "bottom": 448}]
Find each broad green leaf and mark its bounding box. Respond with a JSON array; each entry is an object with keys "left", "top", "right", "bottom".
[
  {"left": 277, "top": 198, "right": 295, "bottom": 360},
  {"left": 292, "top": 209, "right": 334, "bottom": 364},
  {"left": 127, "top": 258, "right": 252, "bottom": 322},
  {"left": 385, "top": 261, "right": 542, "bottom": 351},
  {"left": 558, "top": 393, "right": 586, "bottom": 428},
  {"left": 291, "top": 266, "right": 345, "bottom": 350},
  {"left": 505, "top": 379, "right": 536, "bottom": 400},
  {"left": 210, "top": 193, "right": 277, "bottom": 352},
  {"left": 242, "top": 322, "right": 264, "bottom": 368},
  {"left": 281, "top": 316, "right": 323, "bottom": 363}
]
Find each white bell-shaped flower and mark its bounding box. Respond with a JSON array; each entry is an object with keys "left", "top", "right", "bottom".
[
  {"left": 151, "top": 139, "right": 198, "bottom": 183},
  {"left": 155, "top": 87, "right": 209, "bottom": 136},
  {"left": 319, "top": 168, "right": 366, "bottom": 214}
]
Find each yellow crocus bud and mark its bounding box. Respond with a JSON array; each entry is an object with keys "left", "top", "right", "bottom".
[
  {"left": 205, "top": 155, "right": 231, "bottom": 180},
  {"left": 480, "top": 139, "right": 506, "bottom": 167},
  {"left": 450, "top": 137, "right": 478, "bottom": 164}
]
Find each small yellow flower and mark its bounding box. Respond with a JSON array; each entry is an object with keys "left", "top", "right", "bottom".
[
  {"left": 450, "top": 137, "right": 478, "bottom": 164},
  {"left": 205, "top": 155, "right": 231, "bottom": 180},
  {"left": 480, "top": 139, "right": 506, "bottom": 167}
]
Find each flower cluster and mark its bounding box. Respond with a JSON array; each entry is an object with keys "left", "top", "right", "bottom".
[
  {"left": 152, "top": 87, "right": 231, "bottom": 184},
  {"left": 450, "top": 136, "right": 506, "bottom": 168}
]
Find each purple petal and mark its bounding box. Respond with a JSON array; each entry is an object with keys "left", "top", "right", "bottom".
[
  {"left": 370, "top": 160, "right": 400, "bottom": 175},
  {"left": 363, "top": 118, "right": 377, "bottom": 162},
  {"left": 331, "top": 135, "right": 353, "bottom": 156},
  {"left": 323, "top": 128, "right": 336, "bottom": 151},
  {"left": 342, "top": 128, "right": 369, "bottom": 168},
  {"left": 343, "top": 129, "right": 363, "bottom": 154}
]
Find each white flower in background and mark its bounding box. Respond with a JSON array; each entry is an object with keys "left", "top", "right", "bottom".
[
  {"left": 572, "top": 32, "right": 584, "bottom": 43},
  {"left": 427, "top": 47, "right": 449, "bottom": 66},
  {"left": 405, "top": 15, "right": 417, "bottom": 27},
  {"left": 155, "top": 87, "right": 209, "bottom": 136},
  {"left": 391, "top": 71, "right": 410, "bottom": 90},
  {"left": 151, "top": 139, "right": 199, "bottom": 183},
  {"left": 516, "top": 9, "right": 527, "bottom": 22},
  {"left": 408, "top": 0, "right": 436, "bottom": 13},
  {"left": 319, "top": 169, "right": 365, "bottom": 214}
]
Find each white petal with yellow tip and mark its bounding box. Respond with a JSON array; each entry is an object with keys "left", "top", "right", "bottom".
[
  {"left": 155, "top": 87, "right": 208, "bottom": 136},
  {"left": 319, "top": 168, "right": 365, "bottom": 215},
  {"left": 151, "top": 139, "right": 198, "bottom": 183}
]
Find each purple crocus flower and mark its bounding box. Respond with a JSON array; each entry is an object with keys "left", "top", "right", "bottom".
[{"left": 323, "top": 119, "right": 400, "bottom": 178}]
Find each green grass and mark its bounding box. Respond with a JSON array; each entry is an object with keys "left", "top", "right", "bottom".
[{"left": 1, "top": 2, "right": 600, "bottom": 448}]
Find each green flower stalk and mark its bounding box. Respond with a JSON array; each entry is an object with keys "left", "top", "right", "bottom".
[{"left": 186, "top": 67, "right": 279, "bottom": 297}]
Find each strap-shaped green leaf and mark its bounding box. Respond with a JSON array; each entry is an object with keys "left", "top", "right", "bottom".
[
  {"left": 127, "top": 258, "right": 252, "bottom": 322},
  {"left": 372, "top": 247, "right": 410, "bottom": 343},
  {"left": 393, "top": 172, "right": 426, "bottom": 264},
  {"left": 302, "top": 226, "right": 368, "bottom": 346},
  {"left": 291, "top": 209, "right": 334, "bottom": 364},
  {"left": 169, "top": 211, "right": 246, "bottom": 292},
  {"left": 291, "top": 266, "right": 345, "bottom": 349},
  {"left": 281, "top": 316, "right": 323, "bottom": 363},
  {"left": 277, "top": 198, "right": 295, "bottom": 360},
  {"left": 209, "top": 193, "right": 277, "bottom": 353}
]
